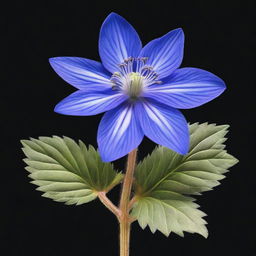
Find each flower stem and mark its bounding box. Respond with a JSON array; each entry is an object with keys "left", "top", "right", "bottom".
[
  {"left": 119, "top": 148, "right": 138, "bottom": 256},
  {"left": 119, "top": 218, "right": 131, "bottom": 256}
]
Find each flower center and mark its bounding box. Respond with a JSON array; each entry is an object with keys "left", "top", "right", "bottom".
[
  {"left": 127, "top": 72, "right": 144, "bottom": 99},
  {"left": 110, "top": 57, "right": 162, "bottom": 100}
]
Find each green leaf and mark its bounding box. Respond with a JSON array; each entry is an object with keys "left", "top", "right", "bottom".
[
  {"left": 21, "top": 136, "right": 123, "bottom": 205},
  {"left": 132, "top": 123, "right": 238, "bottom": 238}
]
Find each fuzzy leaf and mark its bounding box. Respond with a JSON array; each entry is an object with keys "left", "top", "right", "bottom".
[
  {"left": 21, "top": 136, "right": 123, "bottom": 205},
  {"left": 132, "top": 123, "right": 238, "bottom": 238}
]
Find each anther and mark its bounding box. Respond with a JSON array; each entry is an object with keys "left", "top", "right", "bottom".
[
  {"left": 141, "top": 66, "right": 153, "bottom": 71},
  {"left": 112, "top": 85, "right": 118, "bottom": 90},
  {"left": 112, "top": 72, "right": 121, "bottom": 77},
  {"left": 141, "top": 57, "right": 148, "bottom": 63}
]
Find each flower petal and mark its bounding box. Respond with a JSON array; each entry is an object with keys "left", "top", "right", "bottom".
[
  {"left": 97, "top": 103, "right": 143, "bottom": 162},
  {"left": 49, "top": 57, "right": 112, "bottom": 90},
  {"left": 99, "top": 12, "right": 142, "bottom": 73},
  {"left": 139, "top": 28, "right": 184, "bottom": 79},
  {"left": 143, "top": 68, "right": 226, "bottom": 109},
  {"left": 54, "top": 89, "right": 127, "bottom": 116},
  {"left": 135, "top": 99, "right": 189, "bottom": 155}
]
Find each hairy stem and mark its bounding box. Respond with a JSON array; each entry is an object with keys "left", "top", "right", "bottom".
[{"left": 119, "top": 148, "right": 138, "bottom": 256}]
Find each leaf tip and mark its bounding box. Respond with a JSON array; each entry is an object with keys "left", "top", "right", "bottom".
[
  {"left": 20, "top": 139, "right": 30, "bottom": 147},
  {"left": 201, "top": 229, "right": 209, "bottom": 239}
]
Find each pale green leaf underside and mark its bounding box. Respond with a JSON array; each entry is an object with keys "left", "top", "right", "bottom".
[
  {"left": 21, "top": 136, "right": 122, "bottom": 205},
  {"left": 132, "top": 123, "right": 238, "bottom": 238}
]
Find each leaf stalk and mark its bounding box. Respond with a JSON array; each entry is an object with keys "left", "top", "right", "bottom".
[{"left": 97, "top": 191, "right": 121, "bottom": 219}]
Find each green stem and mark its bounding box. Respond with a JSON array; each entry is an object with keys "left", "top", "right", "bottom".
[{"left": 119, "top": 148, "right": 138, "bottom": 256}]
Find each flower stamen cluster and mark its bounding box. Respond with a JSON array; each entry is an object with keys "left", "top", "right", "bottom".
[{"left": 110, "top": 57, "right": 162, "bottom": 100}]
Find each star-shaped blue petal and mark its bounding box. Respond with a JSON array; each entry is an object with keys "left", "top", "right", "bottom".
[{"left": 50, "top": 12, "right": 226, "bottom": 162}]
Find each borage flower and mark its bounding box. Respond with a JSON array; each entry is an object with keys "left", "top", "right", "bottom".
[{"left": 50, "top": 12, "right": 226, "bottom": 162}]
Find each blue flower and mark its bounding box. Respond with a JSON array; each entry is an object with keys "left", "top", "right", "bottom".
[{"left": 49, "top": 12, "right": 226, "bottom": 162}]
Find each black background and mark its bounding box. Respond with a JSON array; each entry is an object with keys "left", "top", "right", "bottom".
[{"left": 6, "top": 0, "right": 255, "bottom": 255}]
